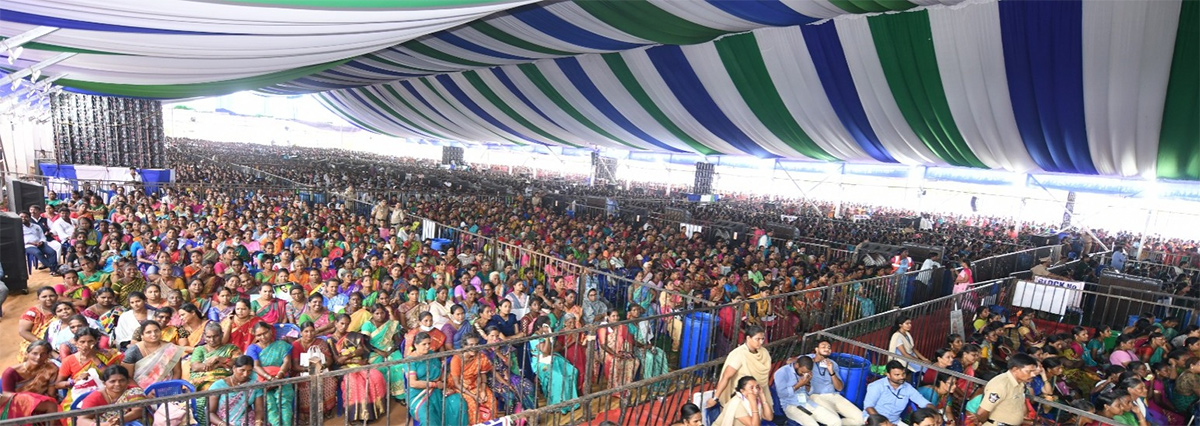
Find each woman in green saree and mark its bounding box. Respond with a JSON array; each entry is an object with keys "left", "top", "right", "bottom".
[
  {"left": 247, "top": 321, "right": 294, "bottom": 426},
  {"left": 189, "top": 323, "right": 240, "bottom": 426},
  {"left": 406, "top": 332, "right": 468, "bottom": 426},
  {"left": 529, "top": 317, "right": 580, "bottom": 413},
  {"left": 629, "top": 304, "right": 669, "bottom": 392},
  {"left": 207, "top": 356, "right": 265, "bottom": 426},
  {"left": 358, "top": 304, "right": 403, "bottom": 394}
]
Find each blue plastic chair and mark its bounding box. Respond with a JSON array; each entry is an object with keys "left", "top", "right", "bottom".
[
  {"left": 276, "top": 323, "right": 301, "bottom": 340},
  {"left": 26, "top": 253, "right": 37, "bottom": 274},
  {"left": 70, "top": 390, "right": 93, "bottom": 426},
  {"left": 144, "top": 380, "right": 197, "bottom": 425}
]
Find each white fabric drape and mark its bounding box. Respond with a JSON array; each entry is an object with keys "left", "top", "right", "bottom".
[
  {"left": 543, "top": 2, "right": 654, "bottom": 45},
  {"left": 1082, "top": 0, "right": 1180, "bottom": 177},
  {"left": 646, "top": 0, "right": 762, "bottom": 32},
  {"left": 495, "top": 66, "right": 644, "bottom": 150},
  {"left": 755, "top": 26, "right": 875, "bottom": 162},
  {"left": 364, "top": 85, "right": 469, "bottom": 141},
  {"left": 835, "top": 18, "right": 945, "bottom": 165},
  {"left": 574, "top": 54, "right": 702, "bottom": 153},
  {"left": 928, "top": 1, "right": 1039, "bottom": 173},
  {"left": 679, "top": 42, "right": 806, "bottom": 158},
  {"left": 448, "top": 72, "right": 595, "bottom": 148},
  {"left": 531, "top": 59, "right": 661, "bottom": 150}
]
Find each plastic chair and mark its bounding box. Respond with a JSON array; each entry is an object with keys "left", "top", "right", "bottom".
[
  {"left": 26, "top": 253, "right": 37, "bottom": 274},
  {"left": 70, "top": 390, "right": 93, "bottom": 426},
  {"left": 276, "top": 323, "right": 301, "bottom": 340},
  {"left": 144, "top": 380, "right": 197, "bottom": 425}
]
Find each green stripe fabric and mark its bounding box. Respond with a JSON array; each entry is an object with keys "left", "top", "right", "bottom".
[
  {"left": 868, "top": 10, "right": 986, "bottom": 168},
  {"left": 382, "top": 85, "right": 464, "bottom": 138},
  {"left": 572, "top": 0, "right": 727, "bottom": 46},
  {"left": 713, "top": 33, "right": 837, "bottom": 161},
  {"left": 829, "top": 0, "right": 917, "bottom": 14},
  {"left": 1156, "top": 0, "right": 1199, "bottom": 180},
  {"left": 461, "top": 71, "right": 581, "bottom": 147},
  {"left": 360, "top": 87, "right": 448, "bottom": 139},
  {"left": 316, "top": 95, "right": 395, "bottom": 137},
  {"left": 602, "top": 53, "right": 719, "bottom": 155},
  {"left": 403, "top": 40, "right": 492, "bottom": 68},
  {"left": 469, "top": 21, "right": 574, "bottom": 57},
  {"left": 417, "top": 78, "right": 525, "bottom": 145},
  {"left": 218, "top": 0, "right": 513, "bottom": 9},
  {"left": 516, "top": 63, "right": 644, "bottom": 150},
  {"left": 56, "top": 59, "right": 348, "bottom": 98}
]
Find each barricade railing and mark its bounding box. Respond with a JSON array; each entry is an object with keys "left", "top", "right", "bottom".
[
  {"left": 1, "top": 300, "right": 729, "bottom": 426},
  {"left": 971, "top": 245, "right": 1062, "bottom": 283},
  {"left": 809, "top": 331, "right": 1115, "bottom": 426},
  {"left": 1098, "top": 252, "right": 1200, "bottom": 284}
]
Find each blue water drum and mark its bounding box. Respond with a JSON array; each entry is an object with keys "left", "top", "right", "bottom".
[
  {"left": 430, "top": 238, "right": 452, "bottom": 252},
  {"left": 681, "top": 312, "right": 718, "bottom": 369},
  {"left": 829, "top": 353, "right": 871, "bottom": 407}
]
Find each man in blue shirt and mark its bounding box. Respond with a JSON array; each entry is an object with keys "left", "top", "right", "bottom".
[
  {"left": 1110, "top": 245, "right": 1127, "bottom": 272},
  {"left": 864, "top": 361, "right": 931, "bottom": 425},
  {"left": 808, "top": 338, "right": 866, "bottom": 425},
  {"left": 775, "top": 356, "right": 842, "bottom": 426}
]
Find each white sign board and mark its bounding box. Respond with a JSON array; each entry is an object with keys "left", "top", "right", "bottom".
[{"left": 1013, "top": 276, "right": 1084, "bottom": 316}]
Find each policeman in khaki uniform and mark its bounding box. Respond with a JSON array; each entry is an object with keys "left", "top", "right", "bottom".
[{"left": 973, "top": 353, "right": 1039, "bottom": 426}]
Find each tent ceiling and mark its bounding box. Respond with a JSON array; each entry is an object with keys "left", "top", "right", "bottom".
[{"left": 2, "top": 0, "right": 1197, "bottom": 180}]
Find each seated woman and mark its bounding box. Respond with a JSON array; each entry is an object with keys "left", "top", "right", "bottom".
[
  {"left": 175, "top": 304, "right": 209, "bottom": 354},
  {"left": 44, "top": 301, "right": 79, "bottom": 352},
  {"left": 77, "top": 365, "right": 146, "bottom": 426},
  {"left": 114, "top": 292, "right": 150, "bottom": 349},
  {"left": 190, "top": 323, "right": 239, "bottom": 426},
  {"left": 53, "top": 314, "right": 102, "bottom": 359},
  {"left": 405, "top": 331, "right": 467, "bottom": 426},
  {"left": 1030, "top": 357, "right": 1072, "bottom": 419},
  {"left": 669, "top": 403, "right": 703, "bottom": 426},
  {"left": 916, "top": 372, "right": 957, "bottom": 425},
  {"left": 297, "top": 294, "right": 335, "bottom": 336},
  {"left": 83, "top": 288, "right": 124, "bottom": 338},
  {"left": 291, "top": 322, "right": 337, "bottom": 424},
  {"left": 2, "top": 341, "right": 66, "bottom": 401},
  {"left": 153, "top": 307, "right": 180, "bottom": 343},
  {"left": 121, "top": 320, "right": 184, "bottom": 389},
  {"left": 246, "top": 321, "right": 294, "bottom": 426},
  {"left": 58, "top": 329, "right": 123, "bottom": 411},
  {"left": 1172, "top": 356, "right": 1200, "bottom": 413},
  {"left": 207, "top": 356, "right": 265, "bottom": 426},
  {"left": 529, "top": 317, "right": 580, "bottom": 413},
  {"left": 332, "top": 322, "right": 388, "bottom": 423},
  {"left": 17, "top": 288, "right": 59, "bottom": 362},
  {"left": 251, "top": 283, "right": 287, "bottom": 324},
  {"left": 483, "top": 325, "right": 535, "bottom": 413},
  {"left": 448, "top": 332, "right": 498, "bottom": 425},
  {"left": 920, "top": 348, "right": 957, "bottom": 386},
  {"left": 712, "top": 375, "right": 774, "bottom": 426},
  {"left": 1016, "top": 312, "right": 1046, "bottom": 350},
  {"left": 221, "top": 300, "right": 261, "bottom": 352}
]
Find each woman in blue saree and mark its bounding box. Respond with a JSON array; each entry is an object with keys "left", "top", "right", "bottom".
[
  {"left": 529, "top": 317, "right": 580, "bottom": 413},
  {"left": 484, "top": 325, "right": 537, "bottom": 413},
  {"left": 406, "top": 332, "right": 468, "bottom": 425},
  {"left": 246, "top": 321, "right": 295, "bottom": 426},
  {"left": 207, "top": 356, "right": 265, "bottom": 426}
]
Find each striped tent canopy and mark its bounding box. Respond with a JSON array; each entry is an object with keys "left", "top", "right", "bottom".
[{"left": 2, "top": 0, "right": 1197, "bottom": 180}]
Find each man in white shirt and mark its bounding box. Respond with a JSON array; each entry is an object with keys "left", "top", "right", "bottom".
[
  {"left": 917, "top": 252, "right": 942, "bottom": 285},
  {"left": 21, "top": 212, "right": 60, "bottom": 275}
]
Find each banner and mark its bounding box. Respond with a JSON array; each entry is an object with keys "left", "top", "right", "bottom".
[
  {"left": 1012, "top": 276, "right": 1085, "bottom": 316},
  {"left": 679, "top": 223, "right": 703, "bottom": 239}
]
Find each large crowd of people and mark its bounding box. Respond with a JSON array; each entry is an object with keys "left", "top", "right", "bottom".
[{"left": 0, "top": 138, "right": 1195, "bottom": 426}]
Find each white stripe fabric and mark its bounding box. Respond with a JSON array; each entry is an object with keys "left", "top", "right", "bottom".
[
  {"left": 543, "top": 2, "right": 654, "bottom": 45},
  {"left": 678, "top": 42, "right": 806, "bottom": 158},
  {"left": 574, "top": 54, "right": 699, "bottom": 153},
  {"left": 364, "top": 85, "right": 468, "bottom": 140},
  {"left": 620, "top": 49, "right": 750, "bottom": 155},
  {"left": 1082, "top": 0, "right": 1180, "bottom": 177},
  {"left": 322, "top": 92, "right": 408, "bottom": 137},
  {"left": 835, "top": 18, "right": 945, "bottom": 166},
  {"left": 778, "top": 0, "right": 858, "bottom": 20},
  {"left": 754, "top": 27, "right": 874, "bottom": 162},
  {"left": 480, "top": 15, "right": 616, "bottom": 54},
  {"left": 448, "top": 72, "right": 592, "bottom": 147},
  {"left": 927, "top": 1, "right": 1039, "bottom": 173},
  {"left": 495, "top": 67, "right": 641, "bottom": 150},
  {"left": 417, "top": 38, "right": 533, "bottom": 67},
  {"left": 405, "top": 81, "right": 517, "bottom": 144},
  {"left": 646, "top": 0, "right": 762, "bottom": 32},
  {"left": 450, "top": 27, "right": 561, "bottom": 60},
  {"left": 531, "top": 60, "right": 658, "bottom": 151}
]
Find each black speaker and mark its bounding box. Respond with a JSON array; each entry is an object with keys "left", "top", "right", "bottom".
[
  {"left": 1030, "top": 233, "right": 1058, "bottom": 247},
  {"left": 6, "top": 178, "right": 45, "bottom": 213},
  {"left": 694, "top": 162, "right": 714, "bottom": 194},
  {"left": 0, "top": 213, "right": 29, "bottom": 294},
  {"left": 441, "top": 146, "right": 464, "bottom": 166}
]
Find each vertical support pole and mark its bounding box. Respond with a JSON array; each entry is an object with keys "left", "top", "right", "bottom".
[
  {"left": 1062, "top": 191, "right": 1076, "bottom": 229},
  {"left": 309, "top": 363, "right": 322, "bottom": 426},
  {"left": 1138, "top": 208, "right": 1156, "bottom": 260}
]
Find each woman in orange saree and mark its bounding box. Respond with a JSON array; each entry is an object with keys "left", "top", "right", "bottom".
[
  {"left": 597, "top": 309, "right": 639, "bottom": 391},
  {"left": 448, "top": 333, "right": 498, "bottom": 424}
]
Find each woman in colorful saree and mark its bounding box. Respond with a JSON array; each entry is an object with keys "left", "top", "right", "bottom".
[
  {"left": 83, "top": 288, "right": 124, "bottom": 338},
  {"left": 629, "top": 304, "right": 669, "bottom": 390},
  {"left": 246, "top": 321, "right": 295, "bottom": 426},
  {"left": 557, "top": 313, "right": 588, "bottom": 391},
  {"left": 58, "top": 271, "right": 92, "bottom": 310},
  {"left": 190, "top": 323, "right": 239, "bottom": 426},
  {"left": 406, "top": 331, "right": 468, "bottom": 426},
  {"left": 77, "top": 365, "right": 146, "bottom": 426},
  {"left": 448, "top": 332, "right": 498, "bottom": 424},
  {"left": 175, "top": 303, "right": 210, "bottom": 354},
  {"left": 58, "top": 329, "right": 123, "bottom": 411},
  {"left": 251, "top": 283, "right": 287, "bottom": 324},
  {"left": 121, "top": 320, "right": 184, "bottom": 389},
  {"left": 207, "top": 356, "right": 266, "bottom": 426},
  {"left": 2, "top": 341, "right": 64, "bottom": 401},
  {"left": 0, "top": 391, "right": 59, "bottom": 423},
  {"left": 222, "top": 299, "right": 261, "bottom": 352},
  {"left": 297, "top": 294, "right": 335, "bottom": 336},
  {"left": 208, "top": 288, "right": 235, "bottom": 323},
  {"left": 484, "top": 325, "right": 536, "bottom": 413},
  {"left": 597, "top": 309, "right": 639, "bottom": 391},
  {"left": 332, "top": 320, "right": 389, "bottom": 423},
  {"left": 291, "top": 322, "right": 338, "bottom": 424},
  {"left": 529, "top": 317, "right": 580, "bottom": 413},
  {"left": 17, "top": 287, "right": 58, "bottom": 363}
]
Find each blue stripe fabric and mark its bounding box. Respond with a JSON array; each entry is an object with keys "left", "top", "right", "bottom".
[
  {"left": 507, "top": 6, "right": 643, "bottom": 51},
  {"left": 707, "top": 0, "right": 817, "bottom": 26},
  {"left": 432, "top": 74, "right": 543, "bottom": 144},
  {"left": 398, "top": 81, "right": 457, "bottom": 123},
  {"left": 488, "top": 68, "right": 561, "bottom": 126},
  {"left": 341, "top": 90, "right": 430, "bottom": 137},
  {"left": 643, "top": 45, "right": 774, "bottom": 157},
  {"left": 346, "top": 61, "right": 425, "bottom": 79},
  {"left": 555, "top": 57, "right": 685, "bottom": 152},
  {"left": 436, "top": 32, "right": 534, "bottom": 61},
  {"left": 800, "top": 23, "right": 897, "bottom": 163},
  {"left": 999, "top": 0, "right": 1096, "bottom": 175},
  {"left": 0, "top": 9, "right": 223, "bottom": 35}
]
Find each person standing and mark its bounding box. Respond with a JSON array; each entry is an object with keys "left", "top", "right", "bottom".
[
  {"left": 972, "top": 353, "right": 1038, "bottom": 426},
  {"left": 808, "top": 338, "right": 865, "bottom": 425}
]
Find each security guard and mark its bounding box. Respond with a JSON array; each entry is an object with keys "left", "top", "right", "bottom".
[{"left": 973, "top": 353, "right": 1039, "bottom": 426}]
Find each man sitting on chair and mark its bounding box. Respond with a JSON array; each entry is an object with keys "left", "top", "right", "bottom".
[
  {"left": 775, "top": 355, "right": 843, "bottom": 426},
  {"left": 864, "top": 361, "right": 932, "bottom": 426}
]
